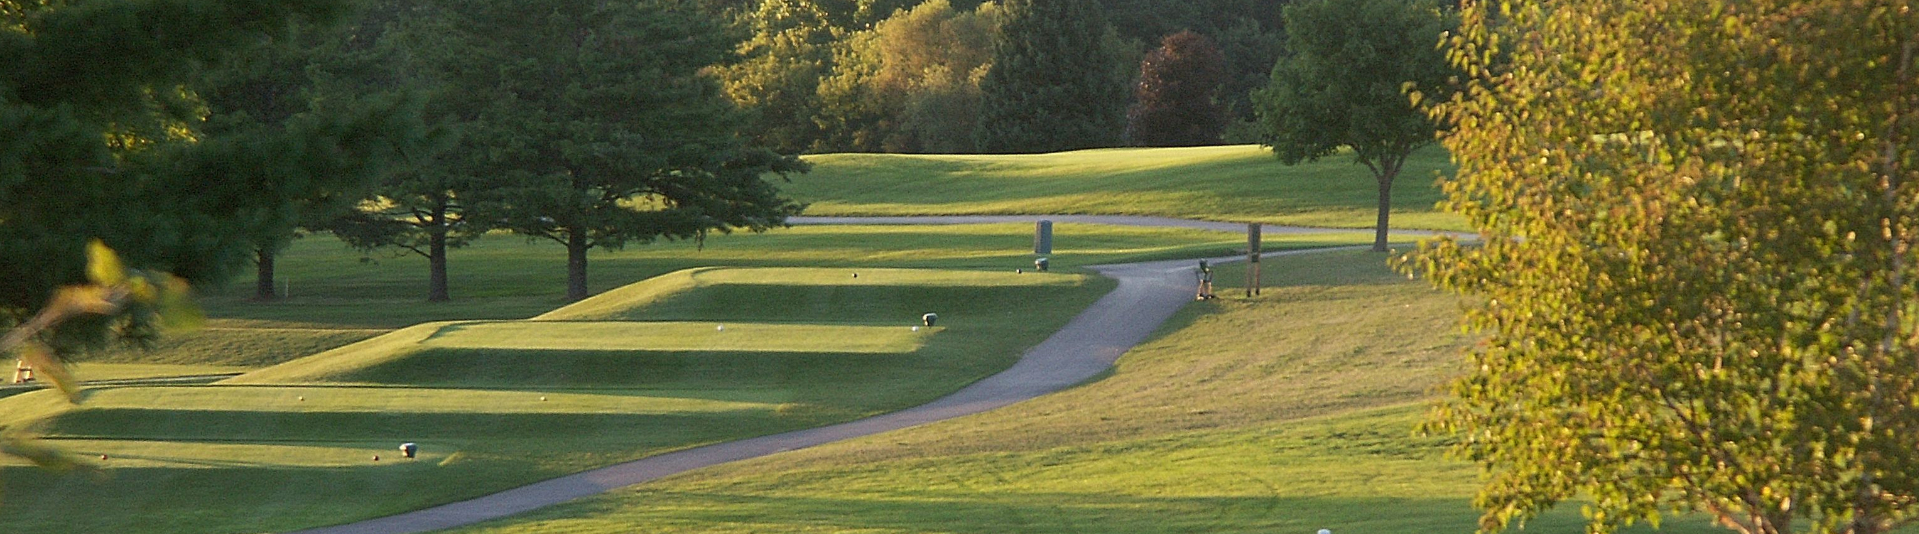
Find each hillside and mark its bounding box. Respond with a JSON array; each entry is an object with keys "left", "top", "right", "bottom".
[{"left": 787, "top": 145, "right": 1464, "bottom": 231}]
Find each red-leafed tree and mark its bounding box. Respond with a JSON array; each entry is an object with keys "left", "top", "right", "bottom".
[{"left": 1126, "top": 30, "right": 1229, "bottom": 147}]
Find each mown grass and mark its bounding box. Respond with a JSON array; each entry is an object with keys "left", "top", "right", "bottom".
[
  {"left": 75, "top": 223, "right": 1340, "bottom": 375},
  {"left": 0, "top": 266, "right": 1114, "bottom": 534},
  {"left": 441, "top": 249, "right": 1764, "bottom": 534},
  {"left": 0, "top": 223, "right": 1351, "bottom": 534},
  {"left": 789, "top": 145, "right": 1465, "bottom": 231}
]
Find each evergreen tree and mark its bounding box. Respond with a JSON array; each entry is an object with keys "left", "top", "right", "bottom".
[
  {"left": 975, "top": 0, "right": 1128, "bottom": 153},
  {"left": 192, "top": 18, "right": 425, "bottom": 302},
  {"left": 1126, "top": 30, "right": 1228, "bottom": 146},
  {"left": 1, "top": 0, "right": 357, "bottom": 347},
  {"left": 314, "top": 0, "right": 480, "bottom": 303},
  {"left": 442, "top": 0, "right": 806, "bottom": 301}
]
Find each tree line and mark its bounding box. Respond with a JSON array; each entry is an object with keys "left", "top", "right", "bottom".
[
  {"left": 716, "top": 0, "right": 1293, "bottom": 154},
  {"left": 2, "top": 0, "right": 1455, "bottom": 337},
  {"left": 2, "top": 0, "right": 808, "bottom": 360}
]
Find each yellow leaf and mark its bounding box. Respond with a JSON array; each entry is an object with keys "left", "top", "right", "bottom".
[{"left": 85, "top": 240, "right": 126, "bottom": 286}]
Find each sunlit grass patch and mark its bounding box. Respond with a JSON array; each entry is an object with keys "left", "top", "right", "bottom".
[
  {"left": 791, "top": 145, "right": 1462, "bottom": 230},
  {"left": 422, "top": 321, "right": 934, "bottom": 354}
]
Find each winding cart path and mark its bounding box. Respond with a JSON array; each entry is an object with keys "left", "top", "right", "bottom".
[{"left": 288, "top": 217, "right": 1383, "bottom": 534}]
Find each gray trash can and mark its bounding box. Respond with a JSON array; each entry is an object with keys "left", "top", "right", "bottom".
[
  {"left": 400, "top": 442, "right": 418, "bottom": 459},
  {"left": 922, "top": 313, "right": 938, "bottom": 327},
  {"left": 1034, "top": 257, "right": 1049, "bottom": 272}
]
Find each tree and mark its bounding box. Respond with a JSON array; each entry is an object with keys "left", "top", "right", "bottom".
[
  {"left": 191, "top": 18, "right": 424, "bottom": 301},
  {"left": 975, "top": 0, "right": 1129, "bottom": 153},
  {"left": 1252, "top": 0, "right": 1452, "bottom": 252},
  {"left": 717, "top": 0, "right": 840, "bottom": 153},
  {"left": 313, "top": 0, "right": 479, "bottom": 303},
  {"left": 1, "top": 0, "right": 354, "bottom": 346},
  {"left": 443, "top": 0, "right": 806, "bottom": 301},
  {"left": 1404, "top": 1, "right": 1919, "bottom": 533},
  {"left": 817, "top": 0, "right": 998, "bottom": 153},
  {"left": 1126, "top": 30, "right": 1228, "bottom": 146}
]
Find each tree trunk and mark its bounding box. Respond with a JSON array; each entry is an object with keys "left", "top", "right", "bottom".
[
  {"left": 566, "top": 228, "right": 589, "bottom": 301},
  {"left": 1373, "top": 170, "right": 1395, "bottom": 252},
  {"left": 254, "top": 247, "right": 278, "bottom": 301},
  {"left": 427, "top": 224, "right": 450, "bottom": 302},
  {"left": 426, "top": 202, "right": 450, "bottom": 302}
]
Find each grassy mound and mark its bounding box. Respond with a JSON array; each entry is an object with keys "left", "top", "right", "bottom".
[{"left": 789, "top": 145, "right": 1464, "bottom": 230}]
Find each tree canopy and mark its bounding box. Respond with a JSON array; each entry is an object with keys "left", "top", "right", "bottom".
[
  {"left": 974, "top": 0, "right": 1128, "bottom": 153},
  {"left": 1407, "top": 1, "right": 1919, "bottom": 533},
  {"left": 1126, "top": 30, "right": 1229, "bottom": 147},
  {"left": 0, "top": 0, "right": 370, "bottom": 347},
  {"left": 440, "top": 0, "right": 806, "bottom": 301},
  {"left": 817, "top": 0, "right": 998, "bottom": 153},
  {"left": 1253, "top": 0, "right": 1452, "bottom": 251}
]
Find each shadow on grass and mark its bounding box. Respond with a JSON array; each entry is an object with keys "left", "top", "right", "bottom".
[
  {"left": 36, "top": 409, "right": 803, "bottom": 442},
  {"left": 0, "top": 460, "right": 550, "bottom": 534}
]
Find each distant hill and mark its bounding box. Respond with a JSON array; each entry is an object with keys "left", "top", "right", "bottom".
[{"left": 786, "top": 145, "right": 1465, "bottom": 231}]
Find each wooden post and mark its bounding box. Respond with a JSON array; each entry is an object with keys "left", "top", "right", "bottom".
[{"left": 1247, "top": 223, "right": 1262, "bottom": 297}]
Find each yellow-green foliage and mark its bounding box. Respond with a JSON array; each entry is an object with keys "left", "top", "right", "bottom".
[{"left": 422, "top": 322, "right": 933, "bottom": 354}]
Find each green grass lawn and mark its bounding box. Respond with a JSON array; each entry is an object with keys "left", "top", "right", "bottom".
[
  {"left": 788, "top": 144, "right": 1466, "bottom": 231},
  {"left": 0, "top": 224, "right": 1374, "bottom": 534},
  {"left": 438, "top": 248, "right": 1776, "bottom": 534},
  {"left": 0, "top": 267, "right": 1109, "bottom": 534}
]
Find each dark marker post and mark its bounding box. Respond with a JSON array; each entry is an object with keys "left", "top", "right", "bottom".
[{"left": 1247, "top": 223, "right": 1262, "bottom": 297}]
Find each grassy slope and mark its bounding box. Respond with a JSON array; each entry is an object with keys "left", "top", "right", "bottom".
[
  {"left": 0, "top": 226, "right": 1359, "bottom": 534},
  {"left": 788, "top": 145, "right": 1465, "bottom": 231},
  {"left": 445, "top": 250, "right": 1742, "bottom": 534}
]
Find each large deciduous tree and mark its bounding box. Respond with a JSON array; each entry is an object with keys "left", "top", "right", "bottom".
[
  {"left": 1126, "top": 30, "right": 1229, "bottom": 147},
  {"left": 974, "top": 0, "right": 1128, "bottom": 153},
  {"left": 1406, "top": 1, "right": 1919, "bottom": 533},
  {"left": 817, "top": 0, "right": 999, "bottom": 153},
  {"left": 444, "top": 0, "right": 805, "bottom": 302},
  {"left": 1253, "top": 0, "right": 1452, "bottom": 252},
  {"left": 1, "top": 0, "right": 359, "bottom": 345},
  {"left": 716, "top": 0, "right": 840, "bottom": 154}
]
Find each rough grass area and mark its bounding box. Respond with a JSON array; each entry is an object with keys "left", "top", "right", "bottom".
[
  {"left": 439, "top": 249, "right": 1745, "bottom": 534},
  {"left": 789, "top": 145, "right": 1464, "bottom": 231},
  {"left": 0, "top": 265, "right": 1116, "bottom": 534}
]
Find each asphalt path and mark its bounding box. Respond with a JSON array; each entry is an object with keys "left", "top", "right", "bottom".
[{"left": 286, "top": 217, "right": 1382, "bottom": 534}]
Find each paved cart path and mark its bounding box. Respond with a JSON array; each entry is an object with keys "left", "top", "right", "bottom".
[{"left": 288, "top": 217, "right": 1384, "bottom": 534}]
